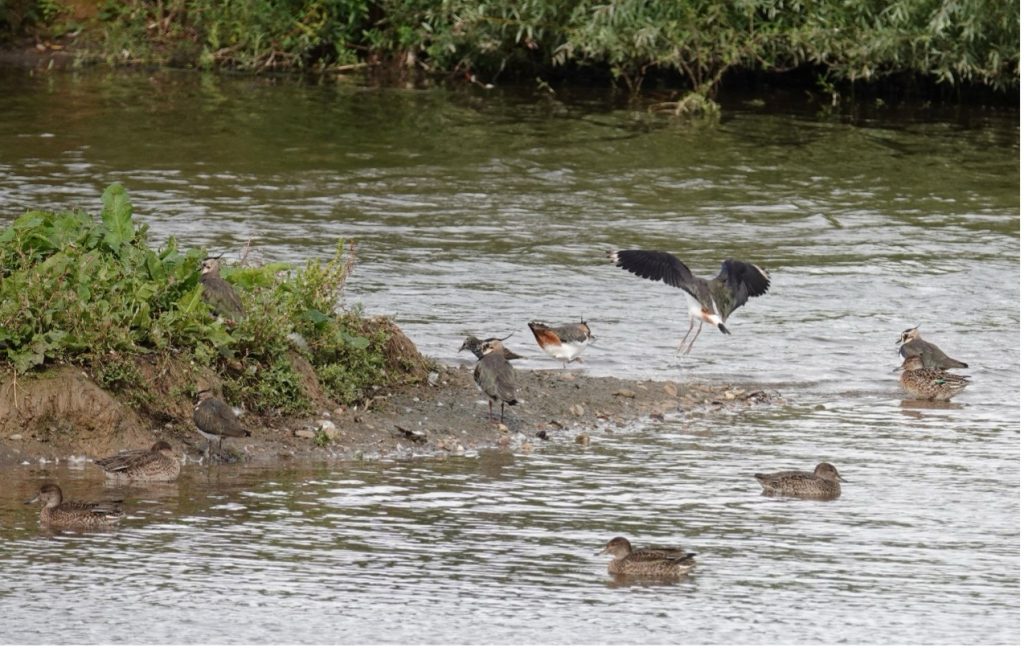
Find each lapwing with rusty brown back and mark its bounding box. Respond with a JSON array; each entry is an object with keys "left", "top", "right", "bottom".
[
  {"left": 193, "top": 390, "right": 252, "bottom": 460},
  {"left": 24, "top": 484, "right": 125, "bottom": 531},
  {"left": 897, "top": 326, "right": 967, "bottom": 370},
  {"left": 598, "top": 536, "right": 697, "bottom": 578},
  {"left": 608, "top": 250, "right": 770, "bottom": 354},
  {"left": 200, "top": 257, "right": 245, "bottom": 322},
  {"left": 527, "top": 320, "right": 594, "bottom": 368},
  {"left": 459, "top": 334, "right": 524, "bottom": 361},
  {"left": 473, "top": 339, "right": 518, "bottom": 423},
  {"left": 94, "top": 440, "right": 180, "bottom": 482}
]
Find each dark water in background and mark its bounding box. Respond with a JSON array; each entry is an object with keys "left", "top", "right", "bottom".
[{"left": 0, "top": 68, "right": 1018, "bottom": 643}]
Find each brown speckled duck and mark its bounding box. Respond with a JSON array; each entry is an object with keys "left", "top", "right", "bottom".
[
  {"left": 25, "top": 484, "right": 124, "bottom": 530},
  {"left": 898, "top": 355, "right": 970, "bottom": 401},
  {"left": 599, "top": 536, "right": 696, "bottom": 578},
  {"left": 755, "top": 462, "right": 845, "bottom": 499},
  {"left": 95, "top": 441, "right": 180, "bottom": 482}
]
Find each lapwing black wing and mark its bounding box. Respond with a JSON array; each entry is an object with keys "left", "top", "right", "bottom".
[
  {"left": 193, "top": 392, "right": 252, "bottom": 460},
  {"left": 200, "top": 258, "right": 245, "bottom": 321},
  {"left": 608, "top": 250, "right": 770, "bottom": 354},
  {"left": 896, "top": 326, "right": 967, "bottom": 369},
  {"left": 473, "top": 340, "right": 518, "bottom": 423}
]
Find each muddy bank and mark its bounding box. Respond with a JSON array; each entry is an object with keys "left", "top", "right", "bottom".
[{"left": 0, "top": 357, "right": 779, "bottom": 467}]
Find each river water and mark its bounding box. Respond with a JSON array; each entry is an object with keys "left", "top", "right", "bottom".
[{"left": 0, "top": 68, "right": 1018, "bottom": 643}]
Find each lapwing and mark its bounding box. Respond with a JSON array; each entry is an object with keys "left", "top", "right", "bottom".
[
  {"left": 754, "top": 462, "right": 845, "bottom": 500},
  {"left": 608, "top": 249, "right": 770, "bottom": 354},
  {"left": 897, "top": 326, "right": 967, "bottom": 369},
  {"left": 459, "top": 334, "right": 524, "bottom": 361},
  {"left": 24, "top": 484, "right": 125, "bottom": 530},
  {"left": 94, "top": 441, "right": 180, "bottom": 482},
  {"left": 598, "top": 537, "right": 697, "bottom": 578},
  {"left": 193, "top": 390, "right": 252, "bottom": 460},
  {"left": 527, "top": 320, "right": 594, "bottom": 367},
  {"left": 473, "top": 339, "right": 518, "bottom": 423},
  {"left": 896, "top": 355, "right": 970, "bottom": 401},
  {"left": 200, "top": 257, "right": 245, "bottom": 322}
]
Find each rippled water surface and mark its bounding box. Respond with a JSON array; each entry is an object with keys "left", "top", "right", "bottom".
[{"left": 0, "top": 68, "right": 1018, "bottom": 643}]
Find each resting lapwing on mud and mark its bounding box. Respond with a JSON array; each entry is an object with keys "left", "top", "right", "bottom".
[
  {"left": 473, "top": 339, "right": 518, "bottom": 423},
  {"left": 896, "top": 326, "right": 967, "bottom": 370},
  {"left": 459, "top": 334, "right": 524, "bottom": 361},
  {"left": 527, "top": 320, "right": 594, "bottom": 368},
  {"left": 608, "top": 250, "right": 770, "bottom": 354},
  {"left": 193, "top": 390, "right": 252, "bottom": 460},
  {"left": 200, "top": 257, "right": 245, "bottom": 322}
]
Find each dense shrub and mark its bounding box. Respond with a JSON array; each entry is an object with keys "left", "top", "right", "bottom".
[
  {"left": 4, "top": 1, "right": 1019, "bottom": 94},
  {"left": 0, "top": 184, "right": 394, "bottom": 414}
]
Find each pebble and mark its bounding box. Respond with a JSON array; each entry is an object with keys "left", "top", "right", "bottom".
[
  {"left": 613, "top": 389, "right": 636, "bottom": 398},
  {"left": 570, "top": 403, "right": 584, "bottom": 417},
  {"left": 663, "top": 383, "right": 679, "bottom": 397},
  {"left": 294, "top": 429, "right": 316, "bottom": 439},
  {"left": 9, "top": 434, "right": 22, "bottom": 441}
]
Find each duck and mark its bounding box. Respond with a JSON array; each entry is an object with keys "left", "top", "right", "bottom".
[
  {"left": 527, "top": 320, "right": 594, "bottom": 367},
  {"left": 897, "top": 355, "right": 970, "bottom": 401},
  {"left": 94, "top": 440, "right": 180, "bottom": 482},
  {"left": 897, "top": 326, "right": 967, "bottom": 369},
  {"left": 598, "top": 536, "right": 696, "bottom": 578},
  {"left": 473, "top": 339, "right": 518, "bottom": 423},
  {"left": 24, "top": 484, "right": 124, "bottom": 530},
  {"left": 755, "top": 462, "right": 845, "bottom": 499}
]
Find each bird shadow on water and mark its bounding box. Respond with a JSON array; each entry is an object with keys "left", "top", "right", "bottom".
[
  {"left": 604, "top": 573, "right": 698, "bottom": 590},
  {"left": 898, "top": 399, "right": 966, "bottom": 415}
]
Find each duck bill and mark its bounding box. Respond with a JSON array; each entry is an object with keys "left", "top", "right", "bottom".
[
  {"left": 717, "top": 323, "right": 731, "bottom": 335},
  {"left": 23, "top": 494, "right": 39, "bottom": 505}
]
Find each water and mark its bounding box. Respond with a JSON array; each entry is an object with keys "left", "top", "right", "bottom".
[{"left": 0, "top": 68, "right": 1018, "bottom": 643}]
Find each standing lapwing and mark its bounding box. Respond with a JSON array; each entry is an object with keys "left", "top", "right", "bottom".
[
  {"left": 896, "top": 326, "right": 967, "bottom": 369},
  {"left": 895, "top": 355, "right": 970, "bottom": 401},
  {"left": 200, "top": 257, "right": 245, "bottom": 322},
  {"left": 94, "top": 441, "right": 181, "bottom": 482},
  {"left": 608, "top": 250, "right": 770, "bottom": 354},
  {"left": 193, "top": 390, "right": 252, "bottom": 460},
  {"left": 473, "top": 339, "right": 518, "bottom": 423},
  {"left": 527, "top": 320, "right": 594, "bottom": 367},
  {"left": 459, "top": 334, "right": 525, "bottom": 361}
]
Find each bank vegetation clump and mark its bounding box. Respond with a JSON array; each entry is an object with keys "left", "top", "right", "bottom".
[
  {"left": 1, "top": 0, "right": 1017, "bottom": 99},
  {"left": 0, "top": 183, "right": 418, "bottom": 416}
]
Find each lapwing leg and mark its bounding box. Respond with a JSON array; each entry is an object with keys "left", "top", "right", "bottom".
[
  {"left": 676, "top": 319, "right": 697, "bottom": 353},
  {"left": 683, "top": 321, "right": 704, "bottom": 355},
  {"left": 499, "top": 402, "right": 505, "bottom": 423},
  {"left": 488, "top": 400, "right": 494, "bottom": 420}
]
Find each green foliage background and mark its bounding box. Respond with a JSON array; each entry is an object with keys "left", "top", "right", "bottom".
[
  {"left": 0, "top": 183, "right": 392, "bottom": 415},
  {"left": 1, "top": 0, "right": 1017, "bottom": 95}
]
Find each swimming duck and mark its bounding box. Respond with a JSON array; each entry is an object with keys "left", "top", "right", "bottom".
[
  {"left": 599, "top": 536, "right": 696, "bottom": 577},
  {"left": 94, "top": 440, "right": 180, "bottom": 482},
  {"left": 755, "top": 462, "right": 845, "bottom": 499},
  {"left": 24, "top": 484, "right": 124, "bottom": 530},
  {"left": 897, "top": 355, "right": 970, "bottom": 401}
]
